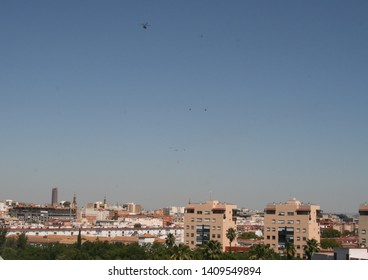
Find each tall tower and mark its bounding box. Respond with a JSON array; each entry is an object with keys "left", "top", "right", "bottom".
[
  {"left": 51, "top": 187, "right": 58, "bottom": 207},
  {"left": 72, "top": 193, "right": 77, "bottom": 208}
]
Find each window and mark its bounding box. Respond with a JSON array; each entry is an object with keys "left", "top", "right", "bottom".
[
  {"left": 191, "top": 218, "right": 195, "bottom": 222},
  {"left": 266, "top": 227, "right": 270, "bottom": 232},
  {"left": 217, "top": 234, "right": 221, "bottom": 238},
  {"left": 191, "top": 233, "right": 194, "bottom": 237},
  {"left": 186, "top": 233, "right": 189, "bottom": 237},
  {"left": 302, "top": 228, "right": 306, "bottom": 233},
  {"left": 296, "top": 228, "right": 300, "bottom": 233},
  {"left": 204, "top": 218, "right": 210, "bottom": 222},
  {"left": 287, "top": 212, "right": 294, "bottom": 216},
  {"left": 296, "top": 220, "right": 300, "bottom": 224},
  {"left": 296, "top": 237, "right": 300, "bottom": 241},
  {"left": 212, "top": 234, "right": 216, "bottom": 238},
  {"left": 267, "top": 235, "right": 270, "bottom": 240},
  {"left": 303, "top": 237, "right": 307, "bottom": 241},
  {"left": 212, "top": 226, "right": 216, "bottom": 230},
  {"left": 272, "top": 236, "right": 276, "bottom": 240},
  {"left": 217, "top": 226, "right": 221, "bottom": 230},
  {"left": 287, "top": 220, "right": 294, "bottom": 224},
  {"left": 272, "top": 228, "right": 276, "bottom": 232},
  {"left": 191, "top": 226, "right": 194, "bottom": 230},
  {"left": 212, "top": 218, "right": 216, "bottom": 222},
  {"left": 197, "top": 211, "right": 202, "bottom": 215},
  {"left": 278, "top": 220, "right": 285, "bottom": 224},
  {"left": 186, "top": 225, "right": 189, "bottom": 229},
  {"left": 205, "top": 211, "right": 210, "bottom": 215},
  {"left": 197, "top": 218, "right": 202, "bottom": 222},
  {"left": 362, "top": 230, "right": 366, "bottom": 234},
  {"left": 272, "top": 219, "right": 276, "bottom": 224},
  {"left": 279, "top": 212, "right": 285, "bottom": 216}
]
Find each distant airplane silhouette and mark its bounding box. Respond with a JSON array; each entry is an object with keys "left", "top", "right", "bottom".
[{"left": 142, "top": 22, "right": 151, "bottom": 29}]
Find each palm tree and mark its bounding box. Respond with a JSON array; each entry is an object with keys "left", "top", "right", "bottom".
[
  {"left": 170, "top": 244, "right": 192, "bottom": 260},
  {"left": 248, "top": 243, "right": 279, "bottom": 260},
  {"left": 226, "top": 228, "right": 237, "bottom": 253},
  {"left": 303, "top": 238, "right": 320, "bottom": 260},
  {"left": 202, "top": 240, "right": 223, "bottom": 260},
  {"left": 76, "top": 229, "right": 82, "bottom": 250},
  {"left": 283, "top": 242, "right": 296, "bottom": 260},
  {"left": 165, "top": 233, "right": 176, "bottom": 248}
]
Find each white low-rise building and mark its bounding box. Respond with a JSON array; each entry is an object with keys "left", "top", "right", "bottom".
[{"left": 7, "top": 226, "right": 184, "bottom": 242}]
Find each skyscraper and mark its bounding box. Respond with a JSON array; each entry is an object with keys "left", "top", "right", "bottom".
[{"left": 51, "top": 187, "right": 58, "bottom": 207}]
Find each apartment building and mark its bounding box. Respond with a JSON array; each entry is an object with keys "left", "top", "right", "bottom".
[
  {"left": 9, "top": 205, "right": 77, "bottom": 223},
  {"left": 123, "top": 203, "right": 142, "bottom": 214},
  {"left": 359, "top": 203, "right": 368, "bottom": 247},
  {"left": 264, "top": 198, "right": 321, "bottom": 259},
  {"left": 184, "top": 200, "right": 237, "bottom": 251}
]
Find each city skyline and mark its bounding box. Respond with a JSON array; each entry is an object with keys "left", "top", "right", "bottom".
[
  {"left": 0, "top": 190, "right": 366, "bottom": 215},
  {"left": 1, "top": 1, "right": 368, "bottom": 213}
]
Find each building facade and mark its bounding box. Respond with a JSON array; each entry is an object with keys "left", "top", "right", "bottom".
[
  {"left": 184, "top": 200, "right": 237, "bottom": 251},
  {"left": 264, "top": 198, "right": 321, "bottom": 259},
  {"left": 9, "top": 206, "right": 77, "bottom": 223},
  {"left": 358, "top": 203, "right": 368, "bottom": 247},
  {"left": 51, "top": 188, "right": 58, "bottom": 207}
]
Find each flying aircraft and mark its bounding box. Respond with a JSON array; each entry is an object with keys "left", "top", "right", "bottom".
[{"left": 142, "top": 22, "right": 151, "bottom": 29}]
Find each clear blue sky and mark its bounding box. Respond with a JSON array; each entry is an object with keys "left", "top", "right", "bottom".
[{"left": 1, "top": 0, "right": 367, "bottom": 213}]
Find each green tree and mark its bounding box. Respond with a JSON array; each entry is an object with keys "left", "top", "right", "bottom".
[
  {"left": 201, "top": 240, "right": 223, "bottom": 260},
  {"left": 342, "top": 230, "right": 355, "bottom": 236},
  {"left": 226, "top": 228, "right": 237, "bottom": 253},
  {"left": 283, "top": 242, "right": 296, "bottom": 260},
  {"left": 62, "top": 201, "right": 71, "bottom": 208},
  {"left": 321, "top": 229, "right": 341, "bottom": 238},
  {"left": 170, "top": 244, "right": 192, "bottom": 260},
  {"left": 17, "top": 232, "right": 27, "bottom": 250},
  {"left": 165, "top": 233, "right": 176, "bottom": 248},
  {"left": 320, "top": 239, "right": 341, "bottom": 249},
  {"left": 238, "top": 232, "right": 259, "bottom": 239},
  {"left": 133, "top": 223, "right": 142, "bottom": 228},
  {"left": 145, "top": 243, "right": 170, "bottom": 260},
  {"left": 247, "top": 244, "right": 279, "bottom": 260},
  {"left": 303, "top": 238, "right": 320, "bottom": 260},
  {"left": 0, "top": 226, "right": 8, "bottom": 248}
]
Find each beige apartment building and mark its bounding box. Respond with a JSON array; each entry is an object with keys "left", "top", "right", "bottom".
[
  {"left": 359, "top": 203, "right": 368, "bottom": 247},
  {"left": 264, "top": 198, "right": 321, "bottom": 259},
  {"left": 184, "top": 200, "right": 237, "bottom": 251}
]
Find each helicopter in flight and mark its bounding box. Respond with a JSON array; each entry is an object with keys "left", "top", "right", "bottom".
[{"left": 141, "top": 22, "right": 151, "bottom": 29}]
